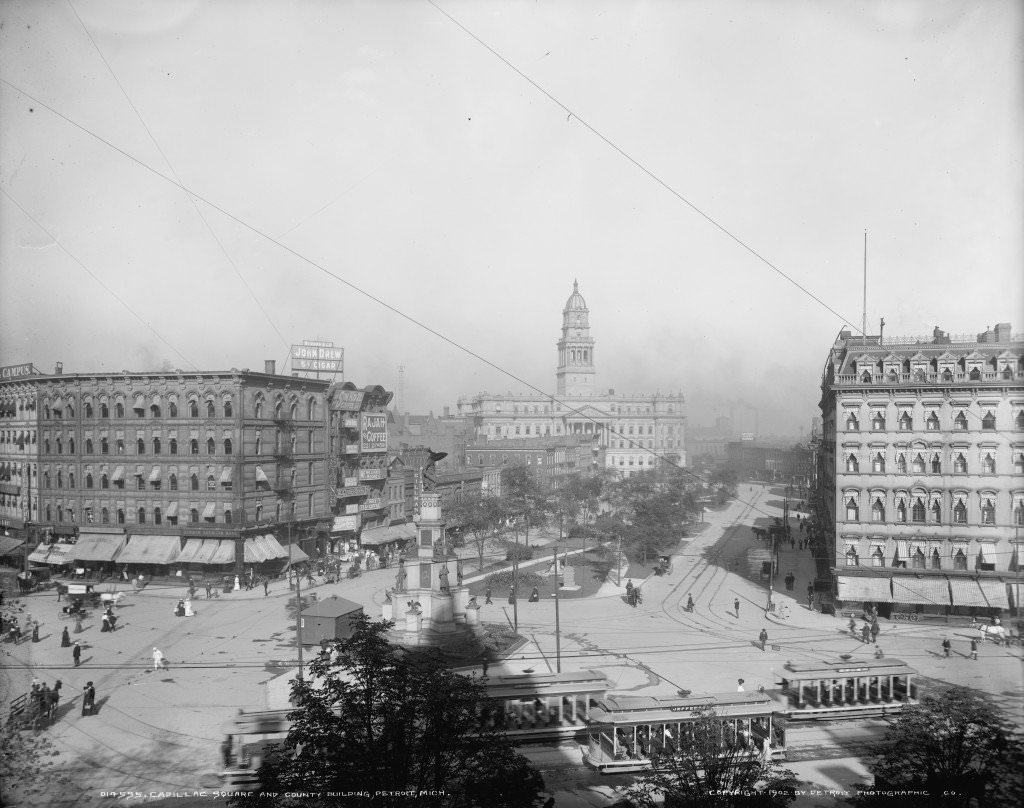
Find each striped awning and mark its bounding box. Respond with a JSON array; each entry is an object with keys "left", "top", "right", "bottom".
[
  {"left": 42, "top": 542, "right": 76, "bottom": 566},
  {"left": 209, "top": 539, "right": 236, "bottom": 565},
  {"left": 243, "top": 538, "right": 268, "bottom": 564},
  {"left": 837, "top": 576, "right": 892, "bottom": 602},
  {"left": 281, "top": 543, "right": 309, "bottom": 563},
  {"left": 256, "top": 533, "right": 288, "bottom": 559},
  {"left": 891, "top": 576, "right": 950, "bottom": 607},
  {"left": 359, "top": 523, "right": 417, "bottom": 546},
  {"left": 27, "top": 543, "right": 52, "bottom": 564},
  {"left": 948, "top": 577, "right": 1007, "bottom": 608},
  {"left": 977, "top": 579, "right": 1010, "bottom": 609},
  {"left": 114, "top": 534, "right": 181, "bottom": 565},
  {"left": 176, "top": 539, "right": 205, "bottom": 564},
  {"left": 72, "top": 532, "right": 126, "bottom": 562},
  {"left": 193, "top": 539, "right": 221, "bottom": 565}
]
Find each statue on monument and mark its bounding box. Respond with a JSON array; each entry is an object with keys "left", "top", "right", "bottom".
[
  {"left": 438, "top": 564, "right": 450, "bottom": 594},
  {"left": 456, "top": 557, "right": 464, "bottom": 586},
  {"left": 395, "top": 558, "right": 407, "bottom": 593}
]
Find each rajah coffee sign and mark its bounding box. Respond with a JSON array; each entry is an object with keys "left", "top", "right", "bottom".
[{"left": 359, "top": 412, "right": 388, "bottom": 452}]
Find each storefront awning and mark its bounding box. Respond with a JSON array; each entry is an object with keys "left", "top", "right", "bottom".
[
  {"left": 256, "top": 533, "right": 288, "bottom": 560},
  {"left": 114, "top": 534, "right": 182, "bottom": 565},
  {"left": 27, "top": 544, "right": 51, "bottom": 564},
  {"left": 243, "top": 537, "right": 268, "bottom": 564},
  {"left": 977, "top": 579, "right": 1010, "bottom": 609},
  {"left": 0, "top": 536, "right": 25, "bottom": 556},
  {"left": 359, "top": 523, "right": 417, "bottom": 546},
  {"left": 282, "top": 543, "right": 309, "bottom": 563},
  {"left": 949, "top": 578, "right": 988, "bottom": 608},
  {"left": 202, "top": 502, "right": 216, "bottom": 519},
  {"left": 192, "top": 539, "right": 221, "bottom": 565},
  {"left": 42, "top": 542, "right": 76, "bottom": 566},
  {"left": 72, "top": 531, "right": 126, "bottom": 562},
  {"left": 891, "top": 575, "right": 950, "bottom": 607},
  {"left": 209, "top": 539, "right": 236, "bottom": 565},
  {"left": 176, "top": 538, "right": 205, "bottom": 564},
  {"left": 837, "top": 575, "right": 892, "bottom": 602}
]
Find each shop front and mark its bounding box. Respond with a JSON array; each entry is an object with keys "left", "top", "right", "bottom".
[
  {"left": 836, "top": 574, "right": 893, "bottom": 618},
  {"left": 70, "top": 529, "right": 127, "bottom": 580},
  {"left": 948, "top": 576, "right": 1009, "bottom": 620},
  {"left": 114, "top": 533, "right": 183, "bottom": 579},
  {"left": 890, "top": 575, "right": 951, "bottom": 617}
]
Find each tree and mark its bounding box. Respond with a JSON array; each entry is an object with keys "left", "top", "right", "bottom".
[
  {"left": 445, "top": 492, "right": 505, "bottom": 569},
  {"left": 0, "top": 680, "right": 67, "bottom": 804},
  {"left": 236, "top": 617, "right": 545, "bottom": 808},
  {"left": 500, "top": 465, "right": 545, "bottom": 543},
  {"left": 624, "top": 708, "right": 798, "bottom": 808},
  {"left": 852, "top": 689, "right": 1024, "bottom": 808}
]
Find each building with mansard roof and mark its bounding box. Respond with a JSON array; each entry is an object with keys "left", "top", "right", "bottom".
[
  {"left": 458, "top": 281, "right": 686, "bottom": 476},
  {"left": 816, "top": 322, "right": 1024, "bottom": 618}
]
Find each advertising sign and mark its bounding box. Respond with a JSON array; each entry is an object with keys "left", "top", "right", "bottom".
[
  {"left": 332, "top": 389, "right": 365, "bottom": 411},
  {"left": 0, "top": 363, "right": 37, "bottom": 380},
  {"left": 332, "top": 515, "right": 360, "bottom": 532},
  {"left": 291, "top": 343, "right": 343, "bottom": 374},
  {"left": 359, "top": 413, "right": 387, "bottom": 452}
]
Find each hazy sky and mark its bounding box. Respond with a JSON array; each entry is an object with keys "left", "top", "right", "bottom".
[{"left": 1, "top": 0, "right": 1021, "bottom": 438}]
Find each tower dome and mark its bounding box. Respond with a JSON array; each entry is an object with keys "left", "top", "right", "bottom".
[{"left": 564, "top": 279, "right": 587, "bottom": 312}]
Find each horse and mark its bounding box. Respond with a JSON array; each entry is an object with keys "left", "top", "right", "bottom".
[{"left": 99, "top": 592, "right": 126, "bottom": 608}]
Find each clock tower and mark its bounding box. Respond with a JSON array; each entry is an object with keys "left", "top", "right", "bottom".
[{"left": 556, "top": 280, "right": 596, "bottom": 396}]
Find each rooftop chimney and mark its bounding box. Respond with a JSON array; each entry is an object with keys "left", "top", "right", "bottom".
[
  {"left": 54, "top": 361, "right": 63, "bottom": 375},
  {"left": 265, "top": 360, "right": 276, "bottom": 375}
]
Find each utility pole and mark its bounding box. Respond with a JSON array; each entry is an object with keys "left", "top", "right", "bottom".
[
  {"left": 512, "top": 518, "right": 519, "bottom": 633},
  {"left": 616, "top": 534, "right": 622, "bottom": 587},
  {"left": 552, "top": 548, "right": 561, "bottom": 673},
  {"left": 291, "top": 520, "right": 304, "bottom": 681}
]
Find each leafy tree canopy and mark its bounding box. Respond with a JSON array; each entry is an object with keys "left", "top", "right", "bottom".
[{"left": 237, "top": 617, "right": 545, "bottom": 808}]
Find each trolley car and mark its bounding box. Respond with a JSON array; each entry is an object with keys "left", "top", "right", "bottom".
[
  {"left": 483, "top": 669, "right": 611, "bottom": 741},
  {"left": 584, "top": 692, "right": 786, "bottom": 774},
  {"left": 779, "top": 657, "right": 918, "bottom": 720}
]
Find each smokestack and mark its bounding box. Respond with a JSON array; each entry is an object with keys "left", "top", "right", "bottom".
[
  {"left": 54, "top": 362, "right": 63, "bottom": 375},
  {"left": 265, "top": 360, "right": 276, "bottom": 375}
]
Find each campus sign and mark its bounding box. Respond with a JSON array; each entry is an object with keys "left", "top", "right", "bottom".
[{"left": 0, "top": 363, "right": 37, "bottom": 380}]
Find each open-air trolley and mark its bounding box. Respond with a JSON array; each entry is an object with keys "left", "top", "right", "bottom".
[
  {"left": 584, "top": 691, "right": 786, "bottom": 774},
  {"left": 779, "top": 657, "right": 918, "bottom": 719}
]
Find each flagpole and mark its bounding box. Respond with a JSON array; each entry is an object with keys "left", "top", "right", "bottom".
[{"left": 862, "top": 229, "right": 868, "bottom": 344}]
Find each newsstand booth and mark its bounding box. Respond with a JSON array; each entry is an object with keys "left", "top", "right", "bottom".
[{"left": 299, "top": 596, "right": 363, "bottom": 645}]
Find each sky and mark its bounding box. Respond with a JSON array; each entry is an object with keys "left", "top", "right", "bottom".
[{"left": 1, "top": 0, "right": 1021, "bottom": 439}]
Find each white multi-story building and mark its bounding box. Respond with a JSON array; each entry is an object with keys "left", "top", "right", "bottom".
[
  {"left": 817, "top": 323, "right": 1024, "bottom": 618},
  {"left": 458, "top": 281, "right": 686, "bottom": 476}
]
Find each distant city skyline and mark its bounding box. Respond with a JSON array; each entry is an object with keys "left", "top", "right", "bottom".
[{"left": 2, "top": 1, "right": 1020, "bottom": 438}]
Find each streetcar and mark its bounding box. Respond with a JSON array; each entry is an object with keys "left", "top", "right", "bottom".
[
  {"left": 583, "top": 691, "right": 786, "bottom": 774},
  {"left": 778, "top": 657, "right": 919, "bottom": 720}
]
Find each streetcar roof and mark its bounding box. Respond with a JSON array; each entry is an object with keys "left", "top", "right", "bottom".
[
  {"left": 589, "top": 692, "right": 775, "bottom": 724},
  {"left": 781, "top": 658, "right": 917, "bottom": 678}
]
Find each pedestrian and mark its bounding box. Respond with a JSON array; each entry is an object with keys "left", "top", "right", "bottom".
[
  {"left": 152, "top": 646, "right": 164, "bottom": 671},
  {"left": 205, "top": 581, "right": 212, "bottom": 599},
  {"left": 758, "top": 628, "right": 768, "bottom": 651},
  {"left": 737, "top": 678, "right": 745, "bottom": 692},
  {"left": 60, "top": 625, "right": 71, "bottom": 647},
  {"left": 942, "top": 637, "right": 951, "bottom": 657},
  {"left": 848, "top": 616, "right": 857, "bottom": 635},
  {"left": 101, "top": 612, "right": 111, "bottom": 632},
  {"left": 734, "top": 598, "right": 740, "bottom": 618},
  {"left": 81, "top": 681, "right": 95, "bottom": 716},
  {"left": 870, "top": 621, "right": 879, "bottom": 643},
  {"left": 685, "top": 594, "right": 694, "bottom": 612},
  {"left": 529, "top": 587, "right": 540, "bottom": 603},
  {"left": 74, "top": 614, "right": 83, "bottom": 634},
  {"left": 263, "top": 577, "right": 269, "bottom": 597},
  {"left": 861, "top": 624, "right": 870, "bottom": 644},
  {"left": 874, "top": 645, "right": 884, "bottom": 658},
  {"left": 221, "top": 734, "right": 234, "bottom": 768},
  {"left": 485, "top": 587, "right": 492, "bottom": 605},
  {"left": 72, "top": 641, "right": 81, "bottom": 667},
  {"left": 970, "top": 638, "right": 978, "bottom": 660},
  {"left": 106, "top": 608, "right": 117, "bottom": 632},
  {"left": 31, "top": 622, "right": 39, "bottom": 643}
]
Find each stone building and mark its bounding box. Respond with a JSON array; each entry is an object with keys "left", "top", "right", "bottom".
[
  {"left": 458, "top": 281, "right": 686, "bottom": 476},
  {"left": 464, "top": 436, "right": 585, "bottom": 492},
  {"left": 816, "top": 323, "right": 1024, "bottom": 617},
  {"left": 0, "top": 364, "right": 43, "bottom": 554}
]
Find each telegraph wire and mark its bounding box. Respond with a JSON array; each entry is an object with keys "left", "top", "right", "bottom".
[
  {"left": 0, "top": 186, "right": 198, "bottom": 371},
  {"left": 65, "top": 0, "right": 293, "bottom": 356},
  {"left": 425, "top": 0, "right": 866, "bottom": 337}
]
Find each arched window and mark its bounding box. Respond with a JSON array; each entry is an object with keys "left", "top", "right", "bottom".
[
  {"left": 137, "top": 508, "right": 145, "bottom": 524},
  {"left": 912, "top": 498, "right": 926, "bottom": 522},
  {"left": 154, "top": 507, "right": 162, "bottom": 525},
  {"left": 872, "top": 453, "right": 885, "bottom": 473},
  {"left": 871, "top": 547, "right": 884, "bottom": 567},
  {"left": 926, "top": 411, "right": 939, "bottom": 431},
  {"left": 224, "top": 399, "right": 233, "bottom": 417},
  {"left": 68, "top": 438, "right": 75, "bottom": 454},
  {"left": 1017, "top": 411, "right": 1024, "bottom": 429},
  {"left": 101, "top": 507, "right": 109, "bottom": 524},
  {"left": 255, "top": 504, "right": 263, "bottom": 522},
  {"left": 981, "top": 498, "right": 995, "bottom": 524},
  {"left": 56, "top": 470, "right": 63, "bottom": 488},
  {"left": 189, "top": 508, "right": 199, "bottom": 524},
  {"left": 255, "top": 434, "right": 262, "bottom": 455},
  {"left": 290, "top": 402, "right": 298, "bottom": 421},
  {"left": 85, "top": 439, "right": 94, "bottom": 454},
  {"left": 981, "top": 411, "right": 996, "bottom": 430},
  {"left": 969, "top": 367, "right": 982, "bottom": 381},
  {"left": 169, "top": 438, "right": 178, "bottom": 455},
  {"left": 911, "top": 549, "right": 926, "bottom": 569},
  {"left": 190, "top": 474, "right": 199, "bottom": 491},
  {"left": 56, "top": 438, "right": 62, "bottom": 454},
  {"left": 1014, "top": 500, "right": 1024, "bottom": 525},
  {"left": 912, "top": 454, "right": 925, "bottom": 474},
  {"left": 206, "top": 400, "right": 215, "bottom": 418},
  {"left": 115, "top": 403, "right": 124, "bottom": 418},
  {"left": 308, "top": 398, "right": 316, "bottom": 420},
  {"left": 930, "top": 549, "right": 941, "bottom": 569},
  {"left": 871, "top": 498, "right": 885, "bottom": 521},
  {"left": 930, "top": 500, "right": 941, "bottom": 523},
  {"left": 153, "top": 438, "right": 161, "bottom": 455},
  {"left": 275, "top": 401, "right": 283, "bottom": 421},
  {"left": 953, "top": 498, "right": 967, "bottom": 524},
  {"left": 953, "top": 453, "right": 967, "bottom": 474},
  {"left": 190, "top": 439, "right": 199, "bottom": 455},
  {"left": 207, "top": 437, "right": 216, "bottom": 455},
  {"left": 953, "top": 549, "right": 967, "bottom": 570},
  {"left": 100, "top": 473, "right": 109, "bottom": 489},
  {"left": 982, "top": 454, "right": 995, "bottom": 474},
  {"left": 189, "top": 400, "right": 199, "bottom": 418},
  {"left": 117, "top": 438, "right": 125, "bottom": 455},
  {"left": 117, "top": 508, "right": 125, "bottom": 525},
  {"left": 136, "top": 474, "right": 144, "bottom": 491},
  {"left": 895, "top": 498, "right": 907, "bottom": 522},
  {"left": 68, "top": 472, "right": 75, "bottom": 489},
  {"left": 45, "top": 505, "right": 51, "bottom": 521},
  {"left": 101, "top": 438, "right": 109, "bottom": 455},
  {"left": 930, "top": 454, "right": 941, "bottom": 474},
  {"left": 846, "top": 454, "right": 859, "bottom": 473},
  {"left": 1015, "top": 453, "right": 1024, "bottom": 475},
  {"left": 846, "top": 413, "right": 859, "bottom": 431},
  {"left": 169, "top": 473, "right": 177, "bottom": 491},
  {"left": 255, "top": 400, "right": 263, "bottom": 419},
  {"left": 169, "top": 401, "right": 178, "bottom": 418},
  {"left": 100, "top": 403, "right": 109, "bottom": 418},
  {"left": 861, "top": 371, "right": 872, "bottom": 383},
  {"left": 151, "top": 404, "right": 161, "bottom": 418},
  {"left": 895, "top": 454, "right": 907, "bottom": 474},
  {"left": 85, "top": 402, "right": 94, "bottom": 418},
  {"left": 871, "top": 412, "right": 885, "bottom": 431},
  {"left": 137, "top": 439, "right": 145, "bottom": 454},
  {"left": 845, "top": 497, "right": 859, "bottom": 521},
  {"left": 845, "top": 548, "right": 859, "bottom": 566},
  {"left": 42, "top": 471, "right": 50, "bottom": 488},
  {"left": 86, "top": 473, "right": 93, "bottom": 489},
  {"left": 224, "top": 509, "right": 232, "bottom": 524},
  {"left": 224, "top": 438, "right": 232, "bottom": 455},
  {"left": 43, "top": 439, "right": 50, "bottom": 454},
  {"left": 898, "top": 411, "right": 912, "bottom": 431},
  {"left": 953, "top": 411, "right": 968, "bottom": 431}
]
